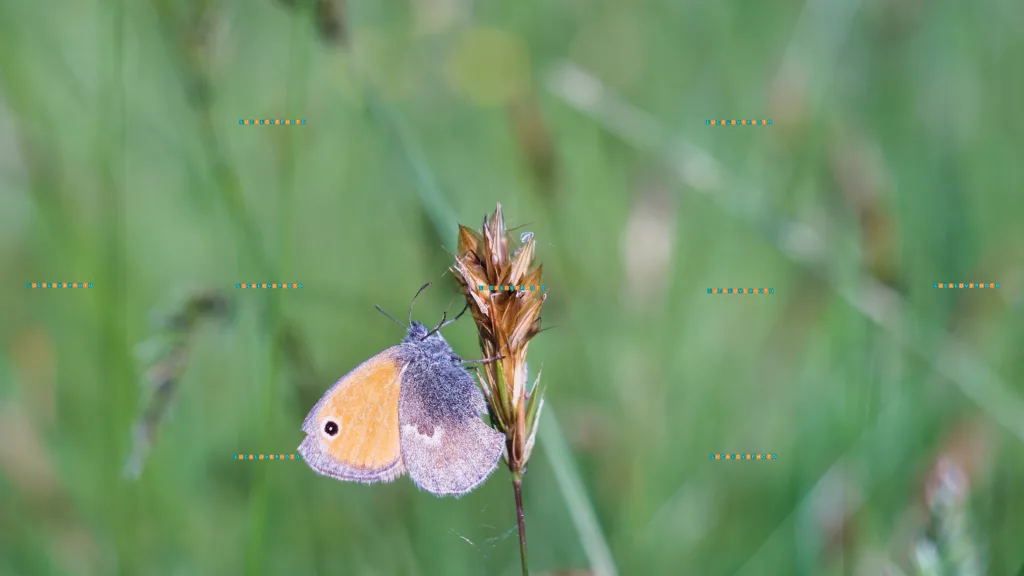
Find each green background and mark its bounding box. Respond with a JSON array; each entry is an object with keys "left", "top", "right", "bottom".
[{"left": 1, "top": 0, "right": 1022, "bottom": 574}]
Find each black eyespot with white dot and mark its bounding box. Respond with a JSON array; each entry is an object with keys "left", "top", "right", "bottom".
[{"left": 323, "top": 420, "right": 339, "bottom": 436}]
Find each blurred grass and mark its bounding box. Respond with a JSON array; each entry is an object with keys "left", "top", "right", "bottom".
[{"left": 1, "top": 0, "right": 1023, "bottom": 574}]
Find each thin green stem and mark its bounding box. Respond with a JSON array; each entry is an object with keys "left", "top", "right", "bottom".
[
  {"left": 513, "top": 476, "right": 529, "bottom": 576},
  {"left": 98, "top": 0, "right": 137, "bottom": 571}
]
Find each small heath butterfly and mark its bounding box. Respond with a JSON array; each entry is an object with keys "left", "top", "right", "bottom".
[{"left": 298, "top": 284, "right": 505, "bottom": 496}]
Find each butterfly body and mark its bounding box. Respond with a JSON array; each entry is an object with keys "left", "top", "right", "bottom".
[{"left": 299, "top": 321, "right": 504, "bottom": 496}]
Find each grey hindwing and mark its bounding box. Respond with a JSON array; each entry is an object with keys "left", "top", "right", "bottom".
[{"left": 397, "top": 348, "right": 504, "bottom": 496}]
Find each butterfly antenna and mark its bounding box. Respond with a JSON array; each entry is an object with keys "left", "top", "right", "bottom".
[
  {"left": 408, "top": 282, "right": 432, "bottom": 324},
  {"left": 375, "top": 305, "right": 407, "bottom": 329},
  {"left": 443, "top": 301, "right": 470, "bottom": 327},
  {"left": 440, "top": 293, "right": 458, "bottom": 320},
  {"left": 423, "top": 309, "right": 448, "bottom": 339},
  {"left": 427, "top": 301, "right": 469, "bottom": 338}
]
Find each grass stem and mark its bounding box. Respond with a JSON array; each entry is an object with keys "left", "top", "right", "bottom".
[{"left": 513, "top": 476, "right": 529, "bottom": 576}]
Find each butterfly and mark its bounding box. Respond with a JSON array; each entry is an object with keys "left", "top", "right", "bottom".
[{"left": 298, "top": 284, "right": 505, "bottom": 496}]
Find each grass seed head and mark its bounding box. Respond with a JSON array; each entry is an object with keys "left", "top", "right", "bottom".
[{"left": 451, "top": 203, "right": 546, "bottom": 471}]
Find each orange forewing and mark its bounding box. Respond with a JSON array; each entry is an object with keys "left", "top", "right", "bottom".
[{"left": 316, "top": 351, "right": 404, "bottom": 471}]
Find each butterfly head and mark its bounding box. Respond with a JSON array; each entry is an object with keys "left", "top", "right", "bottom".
[{"left": 404, "top": 321, "right": 459, "bottom": 360}]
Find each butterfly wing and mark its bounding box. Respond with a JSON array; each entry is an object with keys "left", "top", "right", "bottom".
[
  {"left": 298, "top": 347, "right": 407, "bottom": 483},
  {"left": 398, "top": 358, "right": 505, "bottom": 496}
]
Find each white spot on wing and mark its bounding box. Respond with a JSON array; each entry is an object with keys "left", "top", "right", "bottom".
[{"left": 404, "top": 424, "right": 445, "bottom": 447}]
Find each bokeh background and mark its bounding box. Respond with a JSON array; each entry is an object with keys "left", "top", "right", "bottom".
[{"left": 1, "top": 0, "right": 1023, "bottom": 574}]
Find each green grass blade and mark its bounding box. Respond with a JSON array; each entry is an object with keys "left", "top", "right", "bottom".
[{"left": 539, "top": 406, "right": 618, "bottom": 576}]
